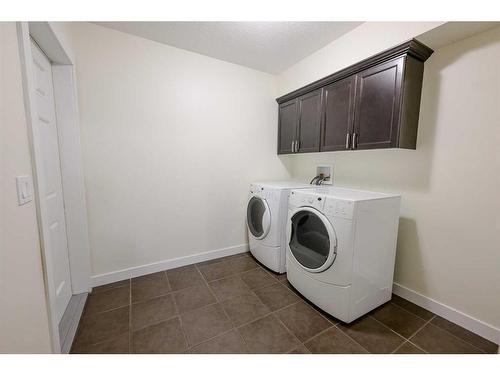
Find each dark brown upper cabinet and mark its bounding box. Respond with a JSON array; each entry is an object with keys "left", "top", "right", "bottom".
[
  {"left": 276, "top": 39, "right": 433, "bottom": 155},
  {"left": 351, "top": 57, "right": 404, "bottom": 150},
  {"left": 278, "top": 89, "right": 322, "bottom": 154},
  {"left": 277, "top": 99, "right": 298, "bottom": 154},
  {"left": 297, "top": 89, "right": 322, "bottom": 153},
  {"left": 321, "top": 76, "right": 356, "bottom": 151}
]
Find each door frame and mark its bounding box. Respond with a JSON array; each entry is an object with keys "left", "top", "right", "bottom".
[{"left": 16, "top": 22, "right": 91, "bottom": 353}]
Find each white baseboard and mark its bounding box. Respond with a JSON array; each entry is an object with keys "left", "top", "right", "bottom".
[
  {"left": 393, "top": 282, "right": 500, "bottom": 345},
  {"left": 90, "top": 243, "right": 249, "bottom": 288}
]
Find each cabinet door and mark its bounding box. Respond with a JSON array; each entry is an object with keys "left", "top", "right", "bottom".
[
  {"left": 321, "top": 76, "right": 356, "bottom": 151},
  {"left": 277, "top": 99, "right": 298, "bottom": 154},
  {"left": 297, "top": 89, "right": 322, "bottom": 153},
  {"left": 352, "top": 58, "right": 404, "bottom": 149}
]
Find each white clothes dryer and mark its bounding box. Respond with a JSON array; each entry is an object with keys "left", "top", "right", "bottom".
[{"left": 286, "top": 187, "right": 401, "bottom": 322}]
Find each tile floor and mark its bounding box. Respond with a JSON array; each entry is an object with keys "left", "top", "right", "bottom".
[{"left": 71, "top": 253, "right": 498, "bottom": 354}]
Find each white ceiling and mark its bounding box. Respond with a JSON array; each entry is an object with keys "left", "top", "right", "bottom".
[{"left": 94, "top": 22, "right": 363, "bottom": 74}]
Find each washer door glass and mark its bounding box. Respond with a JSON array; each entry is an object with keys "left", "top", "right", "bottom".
[
  {"left": 247, "top": 197, "right": 270, "bottom": 239},
  {"left": 289, "top": 209, "right": 336, "bottom": 271}
]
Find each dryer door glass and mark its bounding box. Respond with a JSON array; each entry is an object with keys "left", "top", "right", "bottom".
[
  {"left": 289, "top": 210, "right": 331, "bottom": 270},
  {"left": 247, "top": 197, "right": 267, "bottom": 238}
]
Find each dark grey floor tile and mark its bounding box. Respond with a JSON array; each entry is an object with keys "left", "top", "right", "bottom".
[
  {"left": 91, "top": 280, "right": 129, "bottom": 294},
  {"left": 209, "top": 275, "right": 252, "bottom": 301},
  {"left": 72, "top": 306, "right": 129, "bottom": 348},
  {"left": 339, "top": 316, "right": 405, "bottom": 353},
  {"left": 391, "top": 294, "right": 434, "bottom": 321},
  {"left": 221, "top": 292, "right": 270, "bottom": 326},
  {"left": 84, "top": 285, "right": 130, "bottom": 316},
  {"left": 305, "top": 327, "right": 367, "bottom": 354},
  {"left": 180, "top": 303, "right": 233, "bottom": 346},
  {"left": 267, "top": 271, "right": 288, "bottom": 282},
  {"left": 189, "top": 330, "right": 247, "bottom": 353},
  {"left": 410, "top": 323, "right": 482, "bottom": 354},
  {"left": 227, "top": 255, "right": 260, "bottom": 274},
  {"left": 166, "top": 265, "right": 204, "bottom": 291},
  {"left": 431, "top": 316, "right": 498, "bottom": 353},
  {"left": 131, "top": 272, "right": 171, "bottom": 303},
  {"left": 196, "top": 253, "right": 249, "bottom": 267},
  {"left": 238, "top": 314, "right": 300, "bottom": 353},
  {"left": 131, "top": 294, "right": 177, "bottom": 331},
  {"left": 288, "top": 344, "right": 311, "bottom": 354},
  {"left": 281, "top": 279, "right": 300, "bottom": 293},
  {"left": 275, "top": 301, "right": 332, "bottom": 342},
  {"left": 370, "top": 302, "right": 427, "bottom": 338},
  {"left": 72, "top": 332, "right": 130, "bottom": 354},
  {"left": 394, "top": 341, "right": 426, "bottom": 354},
  {"left": 253, "top": 283, "right": 299, "bottom": 311},
  {"left": 132, "top": 317, "right": 187, "bottom": 354},
  {"left": 173, "top": 284, "right": 216, "bottom": 313},
  {"left": 197, "top": 259, "right": 235, "bottom": 281},
  {"left": 239, "top": 268, "right": 277, "bottom": 290}
]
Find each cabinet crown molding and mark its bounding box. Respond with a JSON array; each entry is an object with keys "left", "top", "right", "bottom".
[{"left": 276, "top": 38, "right": 433, "bottom": 104}]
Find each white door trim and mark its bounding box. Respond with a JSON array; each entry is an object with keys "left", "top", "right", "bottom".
[{"left": 16, "top": 22, "right": 91, "bottom": 353}]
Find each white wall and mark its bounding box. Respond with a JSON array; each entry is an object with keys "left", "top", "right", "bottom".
[
  {"left": 277, "top": 24, "right": 500, "bottom": 331},
  {"left": 277, "top": 22, "right": 444, "bottom": 96},
  {"left": 0, "top": 22, "right": 52, "bottom": 353},
  {"left": 69, "top": 23, "right": 292, "bottom": 277}
]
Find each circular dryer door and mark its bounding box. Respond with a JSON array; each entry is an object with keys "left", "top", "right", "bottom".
[
  {"left": 288, "top": 207, "right": 337, "bottom": 273},
  {"left": 247, "top": 196, "right": 271, "bottom": 240}
]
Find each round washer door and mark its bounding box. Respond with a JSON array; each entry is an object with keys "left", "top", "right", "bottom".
[
  {"left": 288, "top": 207, "right": 337, "bottom": 273},
  {"left": 247, "top": 196, "right": 271, "bottom": 240}
]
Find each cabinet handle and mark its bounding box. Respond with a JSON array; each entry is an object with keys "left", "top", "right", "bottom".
[
  {"left": 352, "top": 133, "right": 358, "bottom": 149},
  {"left": 345, "top": 133, "right": 350, "bottom": 149},
  {"left": 291, "top": 141, "right": 295, "bottom": 153},
  {"left": 296, "top": 140, "right": 300, "bottom": 152}
]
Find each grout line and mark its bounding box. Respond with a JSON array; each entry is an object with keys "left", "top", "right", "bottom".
[
  {"left": 390, "top": 298, "right": 436, "bottom": 322},
  {"left": 191, "top": 263, "right": 240, "bottom": 350},
  {"left": 390, "top": 340, "right": 409, "bottom": 354},
  {"left": 300, "top": 325, "right": 335, "bottom": 348},
  {"left": 418, "top": 317, "right": 488, "bottom": 354},
  {"left": 287, "top": 344, "right": 311, "bottom": 354},
  {"left": 366, "top": 314, "right": 416, "bottom": 346},
  {"left": 169, "top": 282, "right": 190, "bottom": 351},
  {"left": 199, "top": 264, "right": 262, "bottom": 283},
  {"left": 163, "top": 270, "right": 172, "bottom": 292},
  {"left": 269, "top": 308, "right": 307, "bottom": 352},
  {"left": 401, "top": 316, "right": 435, "bottom": 354},
  {"left": 389, "top": 297, "right": 490, "bottom": 353},
  {"left": 328, "top": 323, "right": 371, "bottom": 353},
  {"left": 407, "top": 315, "right": 435, "bottom": 342}
]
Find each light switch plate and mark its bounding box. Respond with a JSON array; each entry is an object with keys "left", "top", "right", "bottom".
[{"left": 16, "top": 175, "right": 33, "bottom": 205}]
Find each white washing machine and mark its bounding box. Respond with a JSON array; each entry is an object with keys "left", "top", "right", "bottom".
[
  {"left": 247, "top": 181, "right": 310, "bottom": 273},
  {"left": 286, "top": 187, "right": 401, "bottom": 322}
]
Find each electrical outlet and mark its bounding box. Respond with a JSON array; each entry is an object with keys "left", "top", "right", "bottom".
[{"left": 16, "top": 176, "right": 33, "bottom": 205}]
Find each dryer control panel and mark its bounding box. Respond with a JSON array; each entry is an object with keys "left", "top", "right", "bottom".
[
  {"left": 289, "top": 190, "right": 325, "bottom": 210},
  {"left": 325, "top": 198, "right": 354, "bottom": 220}
]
